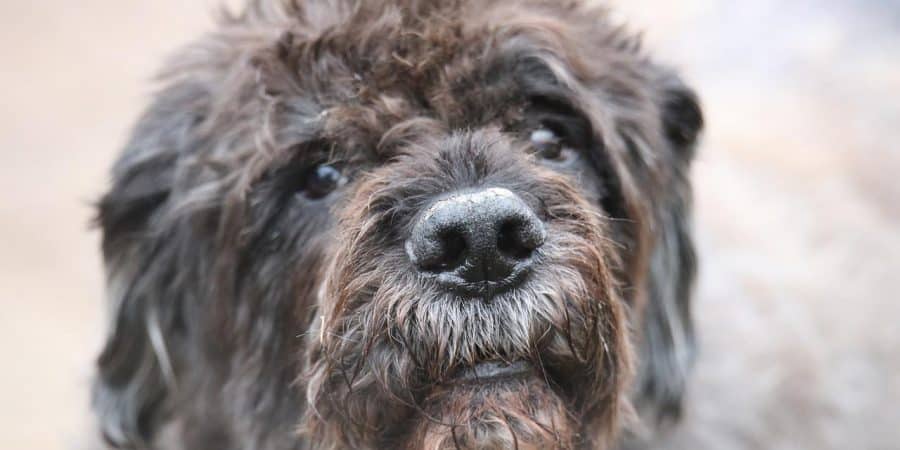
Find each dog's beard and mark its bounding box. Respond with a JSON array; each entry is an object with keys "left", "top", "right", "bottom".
[
  {"left": 305, "top": 196, "right": 627, "bottom": 449},
  {"left": 408, "top": 377, "right": 579, "bottom": 450}
]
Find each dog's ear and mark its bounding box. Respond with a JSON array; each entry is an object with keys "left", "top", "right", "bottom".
[
  {"left": 93, "top": 81, "right": 207, "bottom": 448},
  {"left": 659, "top": 72, "right": 704, "bottom": 160},
  {"left": 635, "top": 198, "right": 698, "bottom": 425},
  {"left": 633, "top": 71, "right": 703, "bottom": 425}
]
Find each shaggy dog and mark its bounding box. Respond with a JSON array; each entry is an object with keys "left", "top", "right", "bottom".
[{"left": 93, "top": 1, "right": 702, "bottom": 449}]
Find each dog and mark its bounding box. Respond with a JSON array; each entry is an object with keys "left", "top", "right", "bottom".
[{"left": 93, "top": 1, "right": 703, "bottom": 448}]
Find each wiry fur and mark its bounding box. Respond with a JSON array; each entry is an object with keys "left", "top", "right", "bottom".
[
  {"left": 93, "top": 1, "right": 702, "bottom": 449},
  {"left": 304, "top": 132, "right": 628, "bottom": 449}
]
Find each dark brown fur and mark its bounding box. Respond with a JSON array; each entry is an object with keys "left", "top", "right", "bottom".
[{"left": 93, "top": 1, "right": 702, "bottom": 449}]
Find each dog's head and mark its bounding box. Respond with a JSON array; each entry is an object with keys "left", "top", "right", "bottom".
[{"left": 93, "top": 1, "right": 702, "bottom": 449}]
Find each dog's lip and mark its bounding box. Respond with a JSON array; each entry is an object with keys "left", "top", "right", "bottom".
[
  {"left": 435, "top": 261, "right": 532, "bottom": 299},
  {"left": 450, "top": 360, "right": 533, "bottom": 384}
]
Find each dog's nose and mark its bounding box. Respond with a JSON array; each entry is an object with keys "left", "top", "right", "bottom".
[{"left": 406, "top": 187, "right": 545, "bottom": 295}]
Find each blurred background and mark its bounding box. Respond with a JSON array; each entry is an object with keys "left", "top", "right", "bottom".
[{"left": 1, "top": 1, "right": 897, "bottom": 449}]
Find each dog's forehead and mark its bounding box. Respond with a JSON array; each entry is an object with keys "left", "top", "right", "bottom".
[
  {"left": 313, "top": 48, "right": 558, "bottom": 153},
  {"left": 272, "top": 3, "right": 604, "bottom": 159}
]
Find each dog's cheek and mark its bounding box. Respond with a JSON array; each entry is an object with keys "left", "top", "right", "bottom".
[
  {"left": 303, "top": 341, "right": 419, "bottom": 448},
  {"left": 301, "top": 237, "right": 421, "bottom": 447}
]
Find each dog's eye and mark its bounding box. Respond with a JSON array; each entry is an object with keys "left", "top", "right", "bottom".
[
  {"left": 530, "top": 128, "right": 572, "bottom": 162},
  {"left": 303, "top": 164, "right": 345, "bottom": 199}
]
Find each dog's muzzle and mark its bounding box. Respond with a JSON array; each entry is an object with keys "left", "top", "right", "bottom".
[{"left": 405, "top": 187, "right": 545, "bottom": 298}]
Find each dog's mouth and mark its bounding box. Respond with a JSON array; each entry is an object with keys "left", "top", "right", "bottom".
[
  {"left": 448, "top": 360, "right": 533, "bottom": 384},
  {"left": 435, "top": 262, "right": 532, "bottom": 299}
]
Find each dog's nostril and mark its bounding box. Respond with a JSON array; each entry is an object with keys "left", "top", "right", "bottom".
[
  {"left": 432, "top": 230, "right": 467, "bottom": 271},
  {"left": 497, "top": 219, "right": 539, "bottom": 260}
]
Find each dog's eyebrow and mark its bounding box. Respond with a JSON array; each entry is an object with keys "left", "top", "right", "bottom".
[
  {"left": 513, "top": 55, "right": 562, "bottom": 90},
  {"left": 510, "top": 55, "right": 589, "bottom": 125},
  {"left": 528, "top": 92, "right": 584, "bottom": 120}
]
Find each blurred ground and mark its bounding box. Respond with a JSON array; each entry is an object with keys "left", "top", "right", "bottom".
[
  {"left": 618, "top": 1, "right": 900, "bottom": 448},
  {"left": 0, "top": 1, "right": 897, "bottom": 449},
  {"left": 0, "top": 2, "right": 222, "bottom": 448}
]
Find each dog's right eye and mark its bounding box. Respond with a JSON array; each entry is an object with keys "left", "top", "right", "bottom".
[
  {"left": 530, "top": 128, "right": 564, "bottom": 160},
  {"left": 530, "top": 127, "right": 576, "bottom": 164},
  {"left": 301, "top": 164, "right": 345, "bottom": 199}
]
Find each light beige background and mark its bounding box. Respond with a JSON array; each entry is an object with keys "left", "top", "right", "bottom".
[{"left": 1, "top": 1, "right": 898, "bottom": 449}]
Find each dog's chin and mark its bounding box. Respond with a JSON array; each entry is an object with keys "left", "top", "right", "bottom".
[{"left": 406, "top": 368, "right": 579, "bottom": 450}]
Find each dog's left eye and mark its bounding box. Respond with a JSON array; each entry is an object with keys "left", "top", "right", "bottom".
[
  {"left": 530, "top": 128, "right": 573, "bottom": 162},
  {"left": 302, "top": 164, "right": 345, "bottom": 199}
]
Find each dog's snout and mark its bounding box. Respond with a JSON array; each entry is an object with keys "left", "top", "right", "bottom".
[{"left": 406, "top": 187, "right": 545, "bottom": 296}]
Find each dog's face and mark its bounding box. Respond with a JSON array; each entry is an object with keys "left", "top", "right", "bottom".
[
  {"left": 94, "top": 2, "right": 702, "bottom": 449},
  {"left": 311, "top": 126, "right": 626, "bottom": 449}
]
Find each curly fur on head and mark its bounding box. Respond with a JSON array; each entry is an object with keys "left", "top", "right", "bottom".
[{"left": 93, "top": 1, "right": 702, "bottom": 449}]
